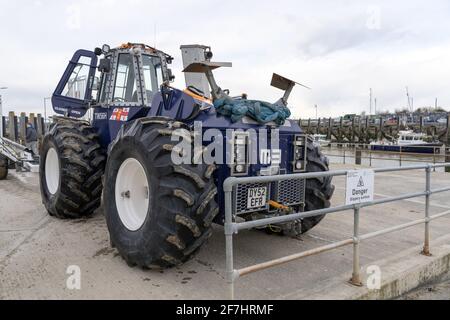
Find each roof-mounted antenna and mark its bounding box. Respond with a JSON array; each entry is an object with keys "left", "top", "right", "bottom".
[{"left": 271, "top": 73, "right": 311, "bottom": 107}]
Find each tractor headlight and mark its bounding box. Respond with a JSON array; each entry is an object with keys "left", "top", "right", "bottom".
[
  {"left": 292, "top": 134, "right": 307, "bottom": 172},
  {"left": 231, "top": 132, "right": 249, "bottom": 176}
]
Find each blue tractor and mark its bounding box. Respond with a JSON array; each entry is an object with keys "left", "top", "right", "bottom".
[{"left": 39, "top": 43, "right": 334, "bottom": 268}]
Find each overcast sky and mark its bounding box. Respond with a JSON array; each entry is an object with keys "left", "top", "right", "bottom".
[{"left": 1, "top": 0, "right": 450, "bottom": 119}]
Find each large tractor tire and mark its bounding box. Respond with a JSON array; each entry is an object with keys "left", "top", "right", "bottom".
[
  {"left": 39, "top": 118, "right": 106, "bottom": 219},
  {"left": 300, "top": 138, "right": 335, "bottom": 233},
  {"left": 0, "top": 155, "right": 8, "bottom": 180},
  {"left": 104, "top": 117, "right": 219, "bottom": 269}
]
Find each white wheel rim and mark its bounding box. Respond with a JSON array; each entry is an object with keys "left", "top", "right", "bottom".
[
  {"left": 115, "top": 158, "right": 150, "bottom": 231},
  {"left": 45, "top": 147, "right": 60, "bottom": 195}
]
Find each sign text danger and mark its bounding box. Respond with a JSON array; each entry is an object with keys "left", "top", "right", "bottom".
[{"left": 345, "top": 170, "right": 374, "bottom": 205}]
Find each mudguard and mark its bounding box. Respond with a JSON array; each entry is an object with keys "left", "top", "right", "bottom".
[{"left": 148, "top": 86, "right": 201, "bottom": 121}]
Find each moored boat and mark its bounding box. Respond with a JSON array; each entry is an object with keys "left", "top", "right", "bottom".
[{"left": 370, "top": 130, "right": 442, "bottom": 154}]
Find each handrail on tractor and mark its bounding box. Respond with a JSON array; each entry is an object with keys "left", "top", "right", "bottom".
[{"left": 223, "top": 163, "right": 450, "bottom": 299}]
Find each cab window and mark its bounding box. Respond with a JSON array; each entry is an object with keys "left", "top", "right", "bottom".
[
  {"left": 62, "top": 56, "right": 91, "bottom": 100},
  {"left": 113, "top": 54, "right": 138, "bottom": 103},
  {"left": 142, "top": 55, "right": 163, "bottom": 103}
]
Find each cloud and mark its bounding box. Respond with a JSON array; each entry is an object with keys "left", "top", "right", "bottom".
[{"left": 0, "top": 0, "right": 450, "bottom": 119}]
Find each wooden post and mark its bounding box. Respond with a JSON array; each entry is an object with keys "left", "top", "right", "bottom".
[
  {"left": 19, "top": 112, "right": 27, "bottom": 144},
  {"left": 446, "top": 114, "right": 450, "bottom": 173},
  {"left": 29, "top": 113, "right": 36, "bottom": 128},
  {"left": 351, "top": 117, "right": 356, "bottom": 143},
  {"left": 446, "top": 147, "right": 450, "bottom": 173},
  {"left": 37, "top": 113, "right": 44, "bottom": 139},
  {"left": 8, "top": 111, "right": 17, "bottom": 142},
  {"left": 317, "top": 118, "right": 321, "bottom": 135},
  {"left": 327, "top": 117, "right": 332, "bottom": 140},
  {"left": 357, "top": 117, "right": 362, "bottom": 144},
  {"left": 1, "top": 115, "right": 5, "bottom": 137},
  {"left": 446, "top": 113, "right": 450, "bottom": 146},
  {"left": 379, "top": 116, "right": 383, "bottom": 140},
  {"left": 365, "top": 117, "right": 369, "bottom": 144}
]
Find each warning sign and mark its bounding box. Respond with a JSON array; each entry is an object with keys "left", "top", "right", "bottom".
[{"left": 345, "top": 169, "right": 374, "bottom": 205}]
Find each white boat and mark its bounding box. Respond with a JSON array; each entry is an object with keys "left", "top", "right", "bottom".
[{"left": 370, "top": 130, "right": 442, "bottom": 154}]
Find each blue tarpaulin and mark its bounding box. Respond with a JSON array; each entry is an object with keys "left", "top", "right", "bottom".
[{"left": 213, "top": 97, "right": 291, "bottom": 125}]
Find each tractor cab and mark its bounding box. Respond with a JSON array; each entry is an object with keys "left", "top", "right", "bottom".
[{"left": 51, "top": 43, "right": 174, "bottom": 118}]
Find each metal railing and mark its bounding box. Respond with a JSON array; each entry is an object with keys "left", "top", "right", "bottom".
[{"left": 223, "top": 163, "right": 450, "bottom": 299}]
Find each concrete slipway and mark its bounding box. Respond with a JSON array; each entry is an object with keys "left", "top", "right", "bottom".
[{"left": 1, "top": 163, "right": 450, "bottom": 300}]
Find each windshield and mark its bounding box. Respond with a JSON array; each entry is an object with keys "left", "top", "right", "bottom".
[{"left": 142, "top": 55, "right": 163, "bottom": 103}]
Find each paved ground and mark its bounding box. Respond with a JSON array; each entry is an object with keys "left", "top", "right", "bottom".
[
  {"left": 1, "top": 163, "right": 450, "bottom": 299},
  {"left": 399, "top": 272, "right": 450, "bottom": 300}
]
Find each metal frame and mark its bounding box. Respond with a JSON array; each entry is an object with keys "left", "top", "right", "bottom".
[
  {"left": 99, "top": 48, "right": 168, "bottom": 108},
  {"left": 223, "top": 163, "right": 450, "bottom": 299},
  {"left": 0, "top": 136, "right": 39, "bottom": 172}
]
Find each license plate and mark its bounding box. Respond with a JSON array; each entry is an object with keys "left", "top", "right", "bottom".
[{"left": 247, "top": 187, "right": 267, "bottom": 209}]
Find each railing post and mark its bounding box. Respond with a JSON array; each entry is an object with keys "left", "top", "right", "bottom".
[
  {"left": 350, "top": 206, "right": 363, "bottom": 286},
  {"left": 355, "top": 148, "right": 362, "bottom": 165},
  {"left": 433, "top": 148, "right": 436, "bottom": 172},
  {"left": 421, "top": 165, "right": 432, "bottom": 256},
  {"left": 224, "top": 183, "right": 236, "bottom": 299},
  {"left": 343, "top": 149, "right": 346, "bottom": 164},
  {"left": 399, "top": 146, "right": 402, "bottom": 167},
  {"left": 445, "top": 148, "right": 450, "bottom": 173}
]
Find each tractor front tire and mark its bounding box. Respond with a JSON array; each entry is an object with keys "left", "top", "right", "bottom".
[
  {"left": 0, "top": 155, "right": 8, "bottom": 180},
  {"left": 104, "top": 117, "right": 219, "bottom": 269},
  {"left": 39, "top": 119, "right": 106, "bottom": 219}
]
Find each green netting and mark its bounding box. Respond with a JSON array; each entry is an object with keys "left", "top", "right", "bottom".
[{"left": 213, "top": 97, "right": 291, "bottom": 125}]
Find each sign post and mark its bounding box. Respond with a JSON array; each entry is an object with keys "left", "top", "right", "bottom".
[
  {"left": 345, "top": 169, "right": 375, "bottom": 205},
  {"left": 346, "top": 169, "right": 374, "bottom": 286}
]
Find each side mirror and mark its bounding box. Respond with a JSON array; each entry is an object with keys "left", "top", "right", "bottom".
[
  {"left": 167, "top": 69, "right": 175, "bottom": 81},
  {"left": 98, "top": 58, "right": 111, "bottom": 73}
]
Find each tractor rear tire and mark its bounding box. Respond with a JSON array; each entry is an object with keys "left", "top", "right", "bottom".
[
  {"left": 0, "top": 155, "right": 8, "bottom": 180},
  {"left": 300, "top": 138, "right": 335, "bottom": 233},
  {"left": 39, "top": 118, "right": 106, "bottom": 219},
  {"left": 104, "top": 117, "right": 219, "bottom": 269}
]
